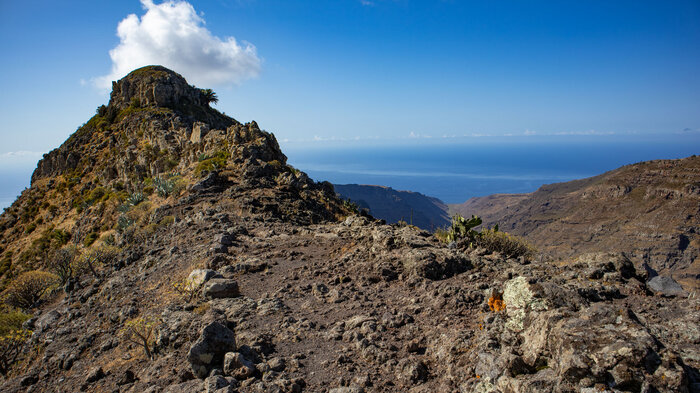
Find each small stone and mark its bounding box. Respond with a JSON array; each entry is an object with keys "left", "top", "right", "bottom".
[
  {"left": 85, "top": 366, "right": 105, "bottom": 383},
  {"left": 204, "top": 375, "right": 230, "bottom": 393},
  {"left": 20, "top": 375, "right": 38, "bottom": 386},
  {"left": 223, "top": 352, "right": 256, "bottom": 380},
  {"left": 268, "top": 357, "right": 285, "bottom": 372},
  {"left": 117, "top": 369, "right": 136, "bottom": 386}
]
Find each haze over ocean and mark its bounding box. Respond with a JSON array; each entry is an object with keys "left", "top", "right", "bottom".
[{"left": 284, "top": 135, "right": 700, "bottom": 204}]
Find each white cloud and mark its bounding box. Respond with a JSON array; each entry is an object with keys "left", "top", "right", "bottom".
[
  {"left": 0, "top": 151, "right": 45, "bottom": 170},
  {"left": 95, "top": 0, "right": 261, "bottom": 88},
  {"left": 0, "top": 151, "right": 45, "bottom": 159}
]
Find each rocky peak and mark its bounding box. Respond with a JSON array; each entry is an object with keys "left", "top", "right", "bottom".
[{"left": 108, "top": 65, "right": 206, "bottom": 111}]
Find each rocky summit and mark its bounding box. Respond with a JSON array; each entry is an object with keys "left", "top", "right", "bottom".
[{"left": 0, "top": 66, "right": 698, "bottom": 393}]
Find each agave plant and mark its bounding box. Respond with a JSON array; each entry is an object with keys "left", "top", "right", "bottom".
[
  {"left": 153, "top": 176, "right": 175, "bottom": 197},
  {"left": 125, "top": 191, "right": 145, "bottom": 206}
]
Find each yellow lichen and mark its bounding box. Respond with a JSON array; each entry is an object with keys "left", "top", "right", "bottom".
[{"left": 488, "top": 290, "right": 506, "bottom": 312}]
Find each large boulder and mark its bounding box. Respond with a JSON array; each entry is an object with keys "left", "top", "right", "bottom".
[
  {"left": 202, "top": 279, "right": 240, "bottom": 299},
  {"left": 647, "top": 276, "right": 686, "bottom": 297},
  {"left": 188, "top": 322, "right": 237, "bottom": 378},
  {"left": 187, "top": 269, "right": 218, "bottom": 290}
]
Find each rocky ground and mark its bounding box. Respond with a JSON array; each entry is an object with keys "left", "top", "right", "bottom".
[
  {"left": 3, "top": 203, "right": 699, "bottom": 392},
  {"left": 1, "top": 66, "right": 698, "bottom": 393}
]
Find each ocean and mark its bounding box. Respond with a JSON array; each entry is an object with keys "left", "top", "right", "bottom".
[
  {"left": 1, "top": 135, "right": 698, "bottom": 210},
  {"left": 283, "top": 135, "right": 700, "bottom": 204}
]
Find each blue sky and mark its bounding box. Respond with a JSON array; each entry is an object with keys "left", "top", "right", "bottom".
[{"left": 1, "top": 0, "right": 699, "bottom": 206}]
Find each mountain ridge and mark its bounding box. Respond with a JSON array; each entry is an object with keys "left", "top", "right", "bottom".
[
  {"left": 0, "top": 66, "right": 697, "bottom": 393},
  {"left": 450, "top": 156, "right": 700, "bottom": 290}
]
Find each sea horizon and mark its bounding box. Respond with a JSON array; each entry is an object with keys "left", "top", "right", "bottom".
[{"left": 1, "top": 134, "right": 698, "bottom": 210}]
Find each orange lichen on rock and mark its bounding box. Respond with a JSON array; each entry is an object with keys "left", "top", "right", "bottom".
[{"left": 488, "top": 290, "right": 506, "bottom": 312}]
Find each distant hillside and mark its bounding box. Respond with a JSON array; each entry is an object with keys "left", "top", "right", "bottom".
[
  {"left": 451, "top": 156, "right": 700, "bottom": 290},
  {"left": 334, "top": 184, "right": 450, "bottom": 231}
]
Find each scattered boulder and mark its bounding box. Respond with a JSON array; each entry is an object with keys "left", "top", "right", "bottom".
[
  {"left": 187, "top": 269, "right": 218, "bottom": 289},
  {"left": 202, "top": 279, "right": 240, "bottom": 299},
  {"left": 188, "top": 322, "right": 238, "bottom": 378},
  {"left": 223, "top": 352, "right": 256, "bottom": 380},
  {"left": 85, "top": 367, "right": 105, "bottom": 384},
  {"left": 648, "top": 275, "right": 686, "bottom": 297},
  {"left": 34, "top": 309, "right": 61, "bottom": 333}
]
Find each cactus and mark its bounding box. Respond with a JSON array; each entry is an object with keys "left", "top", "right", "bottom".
[{"left": 445, "top": 214, "right": 482, "bottom": 243}]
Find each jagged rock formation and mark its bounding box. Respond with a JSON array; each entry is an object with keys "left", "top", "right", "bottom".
[
  {"left": 334, "top": 184, "right": 450, "bottom": 231},
  {"left": 0, "top": 66, "right": 698, "bottom": 393},
  {"left": 451, "top": 157, "right": 700, "bottom": 291}
]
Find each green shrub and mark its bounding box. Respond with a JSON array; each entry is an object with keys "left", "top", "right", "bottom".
[
  {"left": 0, "top": 327, "right": 32, "bottom": 375},
  {"left": 444, "top": 214, "right": 483, "bottom": 244},
  {"left": 117, "top": 215, "right": 135, "bottom": 232},
  {"left": 24, "top": 223, "right": 37, "bottom": 234},
  {"left": 267, "top": 160, "right": 283, "bottom": 169},
  {"left": 83, "top": 232, "right": 99, "bottom": 247},
  {"left": 0, "top": 308, "right": 31, "bottom": 336},
  {"left": 159, "top": 216, "right": 175, "bottom": 226},
  {"left": 342, "top": 199, "right": 359, "bottom": 214},
  {"left": 196, "top": 150, "right": 230, "bottom": 174},
  {"left": 437, "top": 215, "right": 535, "bottom": 259},
  {"left": 17, "top": 228, "right": 71, "bottom": 268},
  {"left": 2, "top": 271, "right": 60, "bottom": 309},
  {"left": 0, "top": 253, "right": 13, "bottom": 277}
]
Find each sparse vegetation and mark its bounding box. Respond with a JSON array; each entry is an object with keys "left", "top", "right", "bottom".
[
  {"left": 172, "top": 277, "right": 200, "bottom": 303},
  {"left": 120, "top": 317, "right": 159, "bottom": 359},
  {"left": 125, "top": 191, "right": 145, "bottom": 207},
  {"left": 443, "top": 214, "right": 483, "bottom": 244},
  {"left": 437, "top": 214, "right": 535, "bottom": 259},
  {"left": 2, "top": 271, "right": 60, "bottom": 309},
  {"left": 0, "top": 326, "right": 32, "bottom": 375},
  {"left": 49, "top": 246, "right": 80, "bottom": 285},
  {"left": 474, "top": 228, "right": 535, "bottom": 259},
  {"left": 196, "top": 150, "right": 229, "bottom": 174},
  {"left": 0, "top": 307, "right": 31, "bottom": 336},
  {"left": 153, "top": 175, "right": 176, "bottom": 197},
  {"left": 77, "top": 245, "right": 119, "bottom": 282},
  {"left": 83, "top": 231, "right": 99, "bottom": 247}
]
